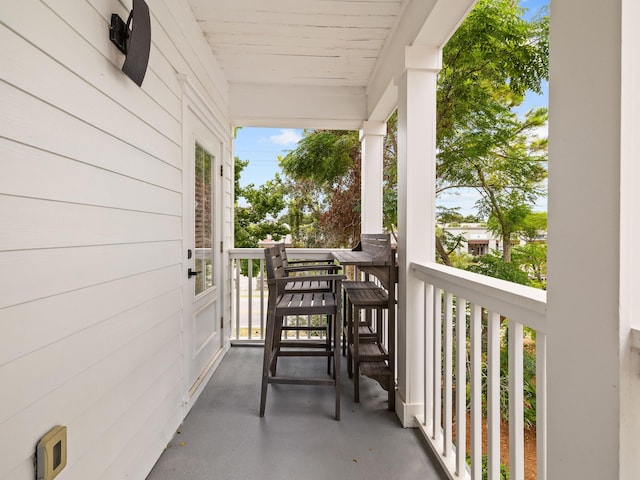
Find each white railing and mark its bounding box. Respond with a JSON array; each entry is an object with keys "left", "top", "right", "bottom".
[
  {"left": 411, "top": 262, "right": 547, "bottom": 480},
  {"left": 228, "top": 248, "right": 547, "bottom": 478},
  {"left": 228, "top": 248, "right": 340, "bottom": 343}
]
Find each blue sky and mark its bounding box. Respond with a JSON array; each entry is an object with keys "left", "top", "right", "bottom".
[
  {"left": 234, "top": 0, "right": 549, "bottom": 215},
  {"left": 234, "top": 127, "right": 302, "bottom": 188}
]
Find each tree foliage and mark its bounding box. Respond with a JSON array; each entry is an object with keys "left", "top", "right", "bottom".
[
  {"left": 234, "top": 156, "right": 289, "bottom": 249},
  {"left": 280, "top": 130, "right": 356, "bottom": 185},
  {"left": 512, "top": 242, "right": 547, "bottom": 288},
  {"left": 437, "top": 0, "right": 548, "bottom": 141},
  {"left": 437, "top": 0, "right": 549, "bottom": 262},
  {"left": 280, "top": 130, "right": 361, "bottom": 247},
  {"left": 435, "top": 207, "right": 482, "bottom": 266},
  {"left": 437, "top": 206, "right": 483, "bottom": 225},
  {"left": 518, "top": 211, "right": 547, "bottom": 242},
  {"left": 468, "top": 250, "right": 530, "bottom": 284},
  {"left": 383, "top": 111, "right": 399, "bottom": 237}
]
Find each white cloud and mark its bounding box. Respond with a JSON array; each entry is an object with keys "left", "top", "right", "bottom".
[
  {"left": 269, "top": 129, "right": 302, "bottom": 146},
  {"left": 530, "top": 122, "right": 548, "bottom": 139},
  {"left": 437, "top": 188, "right": 482, "bottom": 216}
]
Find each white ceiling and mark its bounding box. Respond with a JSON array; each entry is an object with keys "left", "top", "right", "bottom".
[
  {"left": 186, "top": 0, "right": 475, "bottom": 128},
  {"left": 188, "top": 0, "right": 406, "bottom": 88}
]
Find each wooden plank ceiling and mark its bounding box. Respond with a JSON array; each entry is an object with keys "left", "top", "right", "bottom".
[{"left": 187, "top": 0, "right": 406, "bottom": 88}]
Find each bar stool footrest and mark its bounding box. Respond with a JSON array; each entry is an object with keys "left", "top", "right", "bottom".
[
  {"left": 351, "top": 342, "right": 388, "bottom": 362},
  {"left": 359, "top": 361, "right": 392, "bottom": 391}
]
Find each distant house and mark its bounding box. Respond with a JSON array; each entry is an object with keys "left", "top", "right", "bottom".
[
  {"left": 441, "top": 222, "right": 500, "bottom": 256},
  {"left": 258, "top": 234, "right": 293, "bottom": 248},
  {"left": 440, "top": 223, "right": 547, "bottom": 256}
]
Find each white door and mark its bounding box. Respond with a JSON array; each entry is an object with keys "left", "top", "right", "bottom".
[{"left": 183, "top": 114, "right": 223, "bottom": 409}]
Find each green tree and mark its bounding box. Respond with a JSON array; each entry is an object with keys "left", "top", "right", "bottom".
[
  {"left": 512, "top": 242, "right": 547, "bottom": 288},
  {"left": 234, "top": 156, "right": 289, "bottom": 249},
  {"left": 280, "top": 130, "right": 361, "bottom": 247},
  {"left": 437, "top": 0, "right": 548, "bottom": 143},
  {"left": 280, "top": 130, "right": 356, "bottom": 185},
  {"left": 436, "top": 0, "right": 548, "bottom": 263},
  {"left": 283, "top": 174, "right": 328, "bottom": 247},
  {"left": 518, "top": 211, "right": 547, "bottom": 242},
  {"left": 468, "top": 250, "right": 530, "bottom": 284},
  {"left": 472, "top": 111, "right": 547, "bottom": 262},
  {"left": 435, "top": 207, "right": 481, "bottom": 266},
  {"left": 386, "top": 1, "right": 548, "bottom": 266},
  {"left": 437, "top": 206, "right": 483, "bottom": 225},
  {"left": 383, "top": 111, "right": 399, "bottom": 237}
]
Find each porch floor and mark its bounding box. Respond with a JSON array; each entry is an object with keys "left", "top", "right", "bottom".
[{"left": 147, "top": 346, "right": 444, "bottom": 480}]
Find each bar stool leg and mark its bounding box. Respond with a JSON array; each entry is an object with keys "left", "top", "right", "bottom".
[
  {"left": 347, "top": 299, "right": 354, "bottom": 379},
  {"left": 342, "top": 289, "right": 347, "bottom": 357},
  {"left": 270, "top": 314, "right": 284, "bottom": 376},
  {"left": 353, "top": 304, "right": 360, "bottom": 403},
  {"left": 327, "top": 313, "right": 333, "bottom": 375},
  {"left": 260, "top": 309, "right": 278, "bottom": 417},
  {"left": 333, "top": 312, "right": 341, "bottom": 420}
]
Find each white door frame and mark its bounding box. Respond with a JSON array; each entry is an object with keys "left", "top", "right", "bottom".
[{"left": 179, "top": 75, "right": 227, "bottom": 414}]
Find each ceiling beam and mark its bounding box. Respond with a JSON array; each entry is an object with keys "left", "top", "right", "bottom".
[{"left": 229, "top": 83, "right": 366, "bottom": 129}]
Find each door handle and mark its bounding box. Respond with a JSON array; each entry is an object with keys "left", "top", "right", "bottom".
[{"left": 188, "top": 268, "right": 201, "bottom": 278}]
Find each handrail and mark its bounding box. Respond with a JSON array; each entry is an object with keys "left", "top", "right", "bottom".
[
  {"left": 410, "top": 260, "right": 548, "bottom": 480},
  {"left": 410, "top": 261, "right": 547, "bottom": 333},
  {"left": 229, "top": 247, "right": 342, "bottom": 260}
]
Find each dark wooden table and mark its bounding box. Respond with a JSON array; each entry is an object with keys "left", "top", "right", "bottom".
[{"left": 331, "top": 250, "right": 389, "bottom": 266}]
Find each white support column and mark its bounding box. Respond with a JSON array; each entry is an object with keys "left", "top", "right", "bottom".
[
  {"left": 619, "top": 2, "right": 640, "bottom": 478},
  {"left": 395, "top": 45, "right": 441, "bottom": 426},
  {"left": 548, "top": 0, "right": 640, "bottom": 478},
  {"left": 359, "top": 120, "right": 386, "bottom": 233}
]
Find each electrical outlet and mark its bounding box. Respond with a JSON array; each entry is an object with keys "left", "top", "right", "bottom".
[{"left": 36, "top": 425, "right": 67, "bottom": 480}]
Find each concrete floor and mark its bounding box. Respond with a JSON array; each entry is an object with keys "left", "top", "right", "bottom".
[{"left": 147, "top": 346, "right": 445, "bottom": 480}]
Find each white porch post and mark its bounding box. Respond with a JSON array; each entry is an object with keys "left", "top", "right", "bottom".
[
  {"left": 548, "top": 0, "right": 640, "bottom": 478},
  {"left": 395, "top": 45, "right": 441, "bottom": 426},
  {"left": 359, "top": 121, "right": 386, "bottom": 233}
]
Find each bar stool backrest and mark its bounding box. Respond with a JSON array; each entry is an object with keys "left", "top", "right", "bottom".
[
  {"left": 357, "top": 233, "right": 396, "bottom": 291},
  {"left": 359, "top": 233, "right": 392, "bottom": 264},
  {"left": 276, "top": 243, "right": 290, "bottom": 269},
  {"left": 264, "top": 245, "right": 288, "bottom": 300}
]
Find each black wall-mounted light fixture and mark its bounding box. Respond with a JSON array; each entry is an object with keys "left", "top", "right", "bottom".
[{"left": 109, "top": 0, "right": 151, "bottom": 87}]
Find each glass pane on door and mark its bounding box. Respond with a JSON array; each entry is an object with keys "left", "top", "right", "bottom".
[{"left": 195, "top": 144, "right": 214, "bottom": 296}]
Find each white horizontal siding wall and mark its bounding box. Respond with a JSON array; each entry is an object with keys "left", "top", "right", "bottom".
[{"left": 0, "top": 0, "right": 231, "bottom": 479}]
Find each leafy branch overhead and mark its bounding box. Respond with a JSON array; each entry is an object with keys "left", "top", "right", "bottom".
[{"left": 437, "top": 0, "right": 549, "bottom": 263}]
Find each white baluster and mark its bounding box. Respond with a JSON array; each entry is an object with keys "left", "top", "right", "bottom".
[
  {"left": 455, "top": 297, "right": 467, "bottom": 476},
  {"left": 536, "top": 332, "right": 547, "bottom": 480},
  {"left": 433, "top": 287, "right": 443, "bottom": 443},
  {"left": 444, "top": 291, "right": 453, "bottom": 459},
  {"left": 470, "top": 303, "right": 482, "bottom": 479},
  {"left": 487, "top": 311, "right": 501, "bottom": 479},
  {"left": 508, "top": 320, "right": 524, "bottom": 480},
  {"left": 424, "top": 283, "right": 434, "bottom": 431}
]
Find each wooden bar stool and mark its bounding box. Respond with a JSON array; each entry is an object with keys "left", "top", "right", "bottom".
[
  {"left": 344, "top": 284, "right": 394, "bottom": 409},
  {"left": 341, "top": 280, "right": 380, "bottom": 356},
  {"left": 278, "top": 243, "right": 341, "bottom": 373},
  {"left": 260, "top": 245, "right": 345, "bottom": 420}
]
